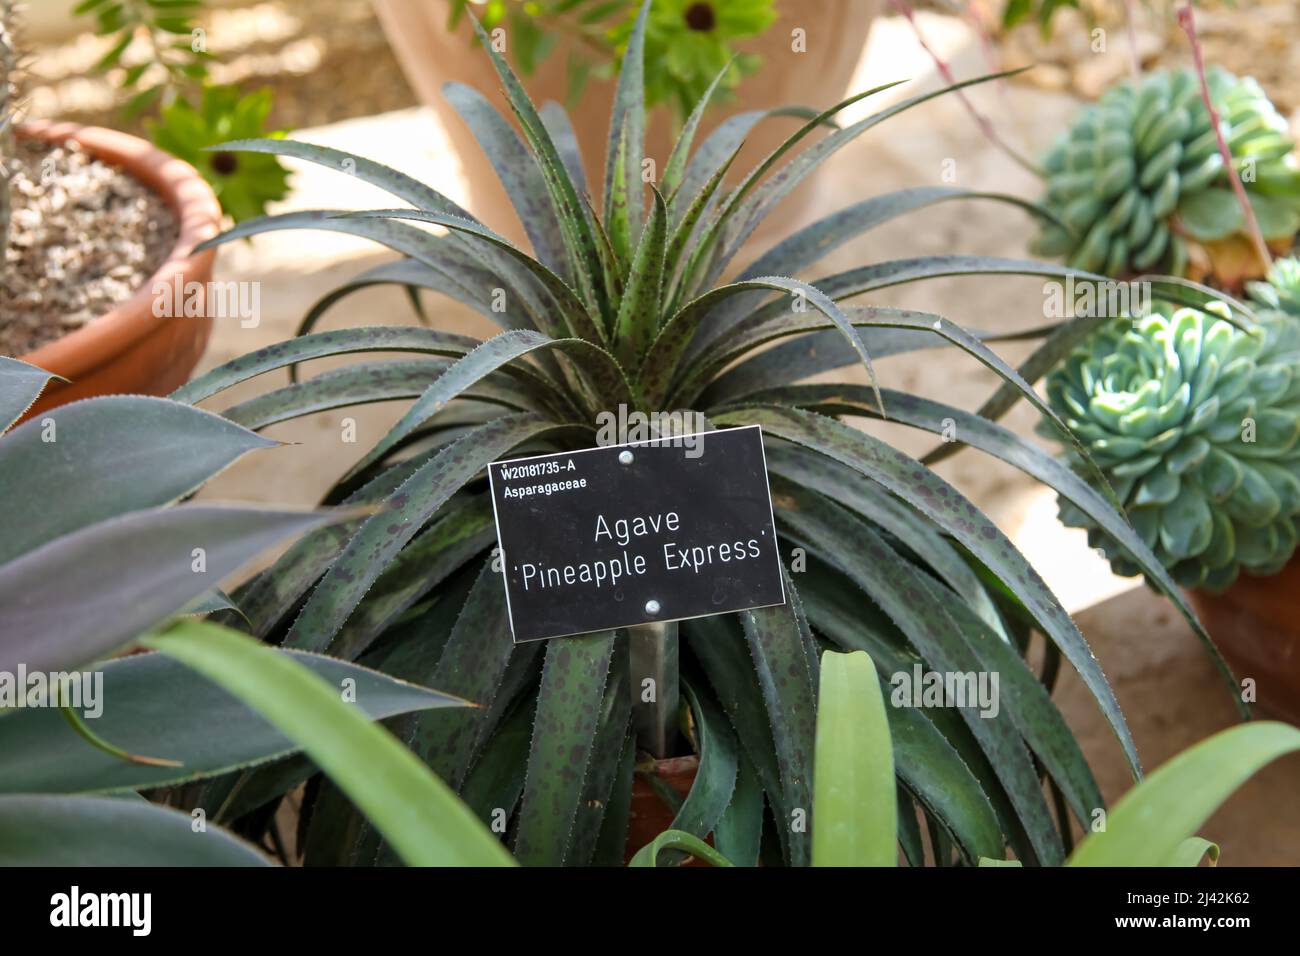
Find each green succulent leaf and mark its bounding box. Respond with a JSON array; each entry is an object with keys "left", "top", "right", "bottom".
[
  {"left": 628, "top": 828, "right": 734, "bottom": 867},
  {"left": 1043, "top": 306, "right": 1299, "bottom": 591},
  {"left": 173, "top": 326, "right": 485, "bottom": 403},
  {"left": 0, "top": 795, "right": 274, "bottom": 866},
  {"left": 660, "top": 56, "right": 738, "bottom": 197},
  {"left": 754, "top": 383, "right": 1244, "bottom": 712},
  {"left": 0, "top": 357, "right": 61, "bottom": 432},
  {"left": 662, "top": 682, "right": 740, "bottom": 859},
  {"left": 1177, "top": 187, "right": 1243, "bottom": 241},
  {"left": 1069, "top": 722, "right": 1300, "bottom": 866},
  {"left": 194, "top": 210, "right": 566, "bottom": 339},
  {"left": 717, "top": 406, "right": 1141, "bottom": 779},
  {"left": 468, "top": 12, "right": 607, "bottom": 322},
  {"left": 514, "top": 632, "right": 617, "bottom": 865},
  {"left": 221, "top": 359, "right": 545, "bottom": 431},
  {"left": 0, "top": 505, "right": 337, "bottom": 675},
  {"left": 401, "top": 562, "right": 519, "bottom": 787},
  {"left": 444, "top": 82, "right": 569, "bottom": 274},
  {"left": 0, "top": 397, "right": 276, "bottom": 564},
  {"left": 142, "top": 621, "right": 513, "bottom": 867},
  {"left": 340, "top": 209, "right": 606, "bottom": 344},
  {"left": 0, "top": 648, "right": 466, "bottom": 794},
  {"left": 342, "top": 330, "right": 630, "bottom": 481},
  {"left": 602, "top": 0, "right": 649, "bottom": 254},
  {"left": 776, "top": 485, "right": 1067, "bottom": 864},
  {"left": 740, "top": 598, "right": 817, "bottom": 867},
  {"left": 613, "top": 187, "right": 668, "bottom": 366},
  {"left": 210, "top": 136, "right": 472, "bottom": 216},
  {"left": 812, "top": 650, "right": 896, "bottom": 867},
  {"left": 285, "top": 415, "right": 578, "bottom": 652}
]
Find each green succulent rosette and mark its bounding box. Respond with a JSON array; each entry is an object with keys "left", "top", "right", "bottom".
[
  {"left": 1032, "top": 67, "right": 1300, "bottom": 279},
  {"left": 1247, "top": 256, "right": 1300, "bottom": 318},
  {"left": 1044, "top": 303, "right": 1300, "bottom": 591}
]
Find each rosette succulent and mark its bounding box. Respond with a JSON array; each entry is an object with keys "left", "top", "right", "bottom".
[
  {"left": 1247, "top": 256, "right": 1300, "bottom": 319},
  {"left": 1045, "top": 303, "right": 1300, "bottom": 591},
  {"left": 1032, "top": 67, "right": 1300, "bottom": 282}
]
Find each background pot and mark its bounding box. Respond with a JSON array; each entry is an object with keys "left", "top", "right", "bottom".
[
  {"left": 13, "top": 122, "right": 222, "bottom": 418},
  {"left": 1189, "top": 556, "right": 1300, "bottom": 725},
  {"left": 371, "top": 0, "right": 879, "bottom": 248},
  {"left": 625, "top": 754, "right": 699, "bottom": 863}
]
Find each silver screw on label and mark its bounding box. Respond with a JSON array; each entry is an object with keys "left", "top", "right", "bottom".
[
  {"left": 619, "top": 450, "right": 634, "bottom": 465},
  {"left": 644, "top": 599, "right": 661, "bottom": 616}
]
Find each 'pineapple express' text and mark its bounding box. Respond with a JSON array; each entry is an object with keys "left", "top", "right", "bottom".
[{"left": 514, "top": 510, "right": 764, "bottom": 592}]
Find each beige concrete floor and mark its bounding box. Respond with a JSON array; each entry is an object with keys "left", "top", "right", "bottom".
[
  {"left": 190, "top": 13, "right": 1299, "bottom": 864},
  {"left": 1062, "top": 589, "right": 1300, "bottom": 866}
]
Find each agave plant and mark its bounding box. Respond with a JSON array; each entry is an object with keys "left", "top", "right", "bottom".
[
  {"left": 1032, "top": 67, "right": 1300, "bottom": 283},
  {"left": 0, "top": 358, "right": 507, "bottom": 866},
  {"left": 183, "top": 2, "right": 1248, "bottom": 866}
]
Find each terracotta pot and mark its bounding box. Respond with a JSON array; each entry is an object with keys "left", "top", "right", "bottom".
[
  {"left": 1188, "top": 556, "right": 1300, "bottom": 725},
  {"left": 371, "top": 0, "right": 879, "bottom": 248},
  {"left": 12, "top": 122, "right": 222, "bottom": 418},
  {"left": 625, "top": 754, "right": 700, "bottom": 863}
]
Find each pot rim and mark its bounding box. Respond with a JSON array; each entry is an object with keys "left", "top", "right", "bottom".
[{"left": 13, "top": 121, "right": 222, "bottom": 376}]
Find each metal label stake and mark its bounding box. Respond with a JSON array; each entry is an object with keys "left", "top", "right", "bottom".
[{"left": 628, "top": 619, "right": 678, "bottom": 758}]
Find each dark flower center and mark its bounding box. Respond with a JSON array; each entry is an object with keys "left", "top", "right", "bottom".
[
  {"left": 210, "top": 151, "right": 239, "bottom": 175},
  {"left": 684, "top": 2, "right": 716, "bottom": 31}
]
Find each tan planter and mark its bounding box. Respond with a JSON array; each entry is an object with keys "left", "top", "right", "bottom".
[
  {"left": 371, "top": 0, "right": 879, "bottom": 248},
  {"left": 14, "top": 122, "right": 222, "bottom": 418}
]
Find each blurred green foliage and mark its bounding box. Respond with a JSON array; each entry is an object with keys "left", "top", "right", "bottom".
[
  {"left": 75, "top": 0, "right": 289, "bottom": 221},
  {"left": 449, "top": 0, "right": 776, "bottom": 122}
]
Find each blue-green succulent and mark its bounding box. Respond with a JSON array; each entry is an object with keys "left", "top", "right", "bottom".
[
  {"left": 1247, "top": 256, "right": 1300, "bottom": 319},
  {"left": 1032, "top": 67, "right": 1300, "bottom": 280},
  {"left": 1045, "top": 301, "right": 1300, "bottom": 591}
]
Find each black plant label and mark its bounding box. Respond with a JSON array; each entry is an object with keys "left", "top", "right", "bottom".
[{"left": 488, "top": 424, "right": 785, "bottom": 642}]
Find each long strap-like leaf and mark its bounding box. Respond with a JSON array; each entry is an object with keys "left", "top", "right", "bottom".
[
  {"left": 798, "top": 569, "right": 1011, "bottom": 864},
  {"left": 340, "top": 330, "right": 632, "bottom": 483},
  {"left": 740, "top": 600, "right": 817, "bottom": 867},
  {"left": 602, "top": 0, "right": 649, "bottom": 252},
  {"left": 514, "top": 632, "right": 618, "bottom": 866},
  {"left": 468, "top": 13, "right": 607, "bottom": 323},
  {"left": 143, "top": 621, "right": 513, "bottom": 867},
  {"left": 779, "top": 489, "right": 1067, "bottom": 864},
  {"left": 194, "top": 210, "right": 565, "bottom": 338},
  {"left": 642, "top": 277, "right": 881, "bottom": 409},
  {"left": 445, "top": 82, "right": 570, "bottom": 276},
  {"left": 717, "top": 405, "right": 1142, "bottom": 780},
  {"left": 754, "top": 384, "right": 1246, "bottom": 715},
  {"left": 813, "top": 650, "right": 896, "bottom": 866},
  {"left": 0, "top": 396, "right": 275, "bottom": 564},
  {"left": 689, "top": 188, "right": 1056, "bottom": 359},
  {"left": 1069, "top": 722, "right": 1300, "bottom": 866},
  {"left": 285, "top": 415, "right": 578, "bottom": 652},
  {"left": 221, "top": 359, "right": 546, "bottom": 431}
]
